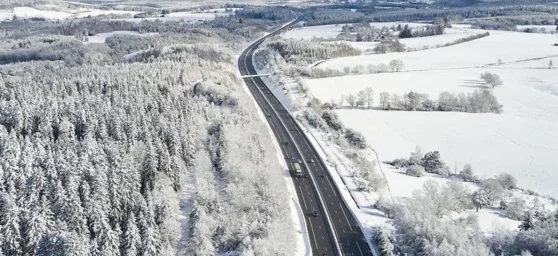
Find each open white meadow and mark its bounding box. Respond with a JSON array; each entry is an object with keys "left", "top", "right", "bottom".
[
  {"left": 318, "top": 30, "right": 558, "bottom": 71},
  {"left": 305, "top": 29, "right": 558, "bottom": 198},
  {"left": 0, "top": 6, "right": 139, "bottom": 20},
  {"left": 285, "top": 22, "right": 490, "bottom": 53},
  {"left": 86, "top": 31, "right": 159, "bottom": 43}
]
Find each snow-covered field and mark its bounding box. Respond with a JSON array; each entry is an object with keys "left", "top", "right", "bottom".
[
  {"left": 284, "top": 22, "right": 473, "bottom": 40},
  {"left": 284, "top": 22, "right": 489, "bottom": 53},
  {"left": 305, "top": 29, "right": 558, "bottom": 198},
  {"left": 0, "top": 6, "right": 139, "bottom": 21},
  {"left": 255, "top": 25, "right": 558, "bottom": 246},
  {"left": 283, "top": 24, "right": 344, "bottom": 40},
  {"left": 75, "top": 9, "right": 139, "bottom": 18},
  {"left": 254, "top": 55, "right": 550, "bottom": 241},
  {"left": 319, "top": 30, "right": 558, "bottom": 71},
  {"left": 86, "top": 31, "right": 159, "bottom": 43},
  {"left": 0, "top": 5, "right": 227, "bottom": 23},
  {"left": 517, "top": 25, "right": 558, "bottom": 33},
  {"left": 115, "top": 12, "right": 222, "bottom": 23},
  {"left": 346, "top": 28, "right": 485, "bottom": 52}
]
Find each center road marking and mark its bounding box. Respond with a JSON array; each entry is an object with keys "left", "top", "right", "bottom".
[
  {"left": 339, "top": 203, "right": 353, "bottom": 231},
  {"left": 326, "top": 178, "right": 337, "bottom": 196},
  {"left": 308, "top": 219, "right": 319, "bottom": 248},
  {"left": 297, "top": 186, "right": 308, "bottom": 209}
]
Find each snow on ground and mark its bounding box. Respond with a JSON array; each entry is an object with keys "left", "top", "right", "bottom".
[
  {"left": 0, "top": 9, "right": 12, "bottom": 21},
  {"left": 240, "top": 52, "right": 308, "bottom": 256},
  {"left": 253, "top": 55, "right": 542, "bottom": 242},
  {"left": 177, "top": 169, "right": 195, "bottom": 251},
  {"left": 86, "top": 31, "right": 159, "bottom": 44},
  {"left": 382, "top": 165, "right": 524, "bottom": 233},
  {"left": 309, "top": 67, "right": 558, "bottom": 198},
  {"left": 12, "top": 7, "right": 73, "bottom": 20},
  {"left": 284, "top": 22, "right": 488, "bottom": 54},
  {"left": 255, "top": 25, "right": 558, "bottom": 243},
  {"left": 345, "top": 28, "right": 485, "bottom": 52},
  {"left": 283, "top": 24, "right": 344, "bottom": 40},
  {"left": 517, "top": 25, "right": 558, "bottom": 33},
  {"left": 0, "top": 6, "right": 140, "bottom": 21},
  {"left": 295, "top": 27, "right": 558, "bottom": 235},
  {"left": 382, "top": 163, "right": 557, "bottom": 234},
  {"left": 75, "top": 9, "right": 139, "bottom": 18},
  {"left": 115, "top": 12, "right": 221, "bottom": 23},
  {"left": 500, "top": 57, "right": 557, "bottom": 69},
  {"left": 283, "top": 22, "right": 473, "bottom": 40},
  {"left": 319, "top": 30, "right": 558, "bottom": 71},
  {"left": 253, "top": 51, "right": 382, "bottom": 253}
]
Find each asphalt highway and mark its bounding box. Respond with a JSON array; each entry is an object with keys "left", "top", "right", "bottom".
[{"left": 238, "top": 21, "right": 372, "bottom": 256}]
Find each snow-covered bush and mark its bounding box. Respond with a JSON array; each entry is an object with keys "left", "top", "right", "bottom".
[
  {"left": 405, "top": 165, "right": 425, "bottom": 177},
  {"left": 389, "top": 158, "right": 411, "bottom": 169},
  {"left": 506, "top": 197, "right": 526, "bottom": 220},
  {"left": 496, "top": 173, "right": 518, "bottom": 190},
  {"left": 488, "top": 210, "right": 558, "bottom": 255},
  {"left": 344, "top": 128, "right": 368, "bottom": 149},
  {"left": 459, "top": 164, "right": 476, "bottom": 182},
  {"left": 321, "top": 110, "right": 344, "bottom": 132},
  {"left": 374, "top": 226, "right": 398, "bottom": 256},
  {"left": 296, "top": 108, "right": 328, "bottom": 131},
  {"left": 375, "top": 197, "right": 395, "bottom": 219},
  {"left": 393, "top": 181, "right": 492, "bottom": 255}
]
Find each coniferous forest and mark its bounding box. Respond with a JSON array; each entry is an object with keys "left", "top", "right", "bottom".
[{"left": 0, "top": 12, "right": 295, "bottom": 256}]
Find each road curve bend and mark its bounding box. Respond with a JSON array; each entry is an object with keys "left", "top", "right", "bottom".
[{"left": 238, "top": 20, "right": 372, "bottom": 256}]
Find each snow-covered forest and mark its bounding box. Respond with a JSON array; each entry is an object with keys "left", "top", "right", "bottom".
[
  {"left": 305, "top": 4, "right": 558, "bottom": 25},
  {"left": 0, "top": 10, "right": 295, "bottom": 256}
]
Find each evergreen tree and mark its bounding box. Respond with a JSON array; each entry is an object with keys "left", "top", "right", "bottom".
[
  {"left": 422, "top": 151, "right": 444, "bottom": 173},
  {"left": 123, "top": 213, "right": 141, "bottom": 256}
]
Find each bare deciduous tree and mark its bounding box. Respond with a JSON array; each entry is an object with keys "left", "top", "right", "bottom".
[
  {"left": 346, "top": 94, "right": 357, "bottom": 108},
  {"left": 480, "top": 72, "right": 503, "bottom": 88},
  {"left": 389, "top": 59, "right": 404, "bottom": 72}
]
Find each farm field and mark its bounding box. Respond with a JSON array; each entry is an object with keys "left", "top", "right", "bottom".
[
  {"left": 318, "top": 30, "right": 558, "bottom": 71},
  {"left": 284, "top": 22, "right": 469, "bottom": 40},
  {"left": 86, "top": 31, "right": 159, "bottom": 43},
  {"left": 0, "top": 6, "right": 139, "bottom": 20},
  {"left": 285, "top": 22, "right": 491, "bottom": 53},
  {"left": 305, "top": 29, "right": 558, "bottom": 198}
]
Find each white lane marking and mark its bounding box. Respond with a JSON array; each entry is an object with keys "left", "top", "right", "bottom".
[
  {"left": 242, "top": 34, "right": 347, "bottom": 255},
  {"left": 297, "top": 186, "right": 308, "bottom": 210},
  {"left": 339, "top": 203, "right": 353, "bottom": 231},
  {"left": 356, "top": 241, "right": 364, "bottom": 256},
  {"left": 308, "top": 219, "right": 318, "bottom": 248},
  {"left": 326, "top": 178, "right": 337, "bottom": 196}
]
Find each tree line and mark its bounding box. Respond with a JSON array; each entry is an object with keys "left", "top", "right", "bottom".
[
  {"left": 327, "top": 89, "right": 503, "bottom": 114},
  {"left": 266, "top": 38, "right": 361, "bottom": 65},
  {"left": 380, "top": 147, "right": 557, "bottom": 256}
]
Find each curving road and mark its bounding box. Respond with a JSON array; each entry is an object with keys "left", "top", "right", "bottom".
[{"left": 238, "top": 21, "right": 372, "bottom": 256}]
